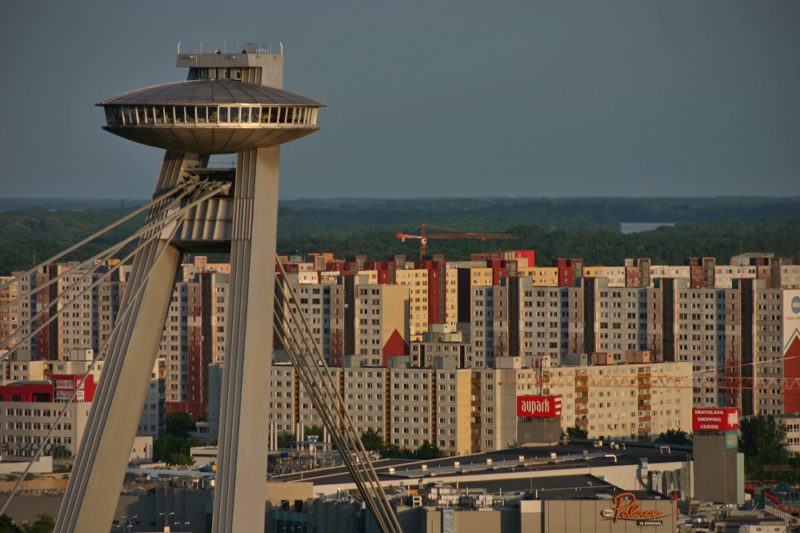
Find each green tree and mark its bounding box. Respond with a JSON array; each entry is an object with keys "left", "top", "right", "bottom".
[
  {"left": 566, "top": 426, "right": 588, "bottom": 439},
  {"left": 361, "top": 429, "right": 384, "bottom": 452},
  {"left": 381, "top": 443, "right": 415, "bottom": 459},
  {"left": 22, "top": 514, "right": 55, "bottom": 533},
  {"left": 277, "top": 431, "right": 295, "bottom": 449},
  {"left": 414, "top": 441, "right": 444, "bottom": 460},
  {"left": 0, "top": 514, "right": 20, "bottom": 533},
  {"left": 165, "top": 412, "right": 195, "bottom": 438},
  {"left": 655, "top": 430, "right": 692, "bottom": 446},
  {"left": 49, "top": 444, "right": 71, "bottom": 459},
  {"left": 167, "top": 452, "right": 195, "bottom": 466},
  {"left": 305, "top": 425, "right": 324, "bottom": 440},
  {"left": 740, "top": 415, "right": 787, "bottom": 464},
  {"left": 153, "top": 414, "right": 201, "bottom": 465}
]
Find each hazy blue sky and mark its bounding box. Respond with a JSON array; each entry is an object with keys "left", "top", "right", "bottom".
[{"left": 1, "top": 0, "right": 798, "bottom": 199}]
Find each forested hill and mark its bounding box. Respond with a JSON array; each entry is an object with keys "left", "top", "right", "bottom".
[{"left": 0, "top": 197, "right": 797, "bottom": 274}]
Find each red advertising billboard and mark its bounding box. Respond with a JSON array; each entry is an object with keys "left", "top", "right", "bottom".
[
  {"left": 517, "top": 395, "right": 562, "bottom": 418},
  {"left": 692, "top": 407, "right": 739, "bottom": 432}
]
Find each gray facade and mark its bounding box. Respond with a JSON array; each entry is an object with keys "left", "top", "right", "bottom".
[{"left": 693, "top": 432, "right": 743, "bottom": 505}]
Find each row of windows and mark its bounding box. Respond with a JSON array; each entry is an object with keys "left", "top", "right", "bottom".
[{"left": 105, "top": 104, "right": 318, "bottom": 127}]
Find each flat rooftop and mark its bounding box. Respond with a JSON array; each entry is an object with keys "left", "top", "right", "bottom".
[
  {"left": 273, "top": 441, "right": 691, "bottom": 487},
  {"left": 447, "top": 473, "right": 669, "bottom": 500}
]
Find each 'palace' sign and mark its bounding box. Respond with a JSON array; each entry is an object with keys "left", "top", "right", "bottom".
[
  {"left": 600, "top": 492, "right": 667, "bottom": 525},
  {"left": 516, "top": 395, "right": 561, "bottom": 418}
]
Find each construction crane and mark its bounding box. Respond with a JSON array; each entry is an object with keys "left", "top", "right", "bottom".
[{"left": 395, "top": 223, "right": 523, "bottom": 259}]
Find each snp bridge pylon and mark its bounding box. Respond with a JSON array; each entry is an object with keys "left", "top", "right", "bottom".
[{"left": 50, "top": 48, "right": 325, "bottom": 533}]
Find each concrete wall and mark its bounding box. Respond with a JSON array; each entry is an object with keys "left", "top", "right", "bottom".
[
  {"left": 388, "top": 506, "right": 520, "bottom": 533},
  {"left": 694, "top": 432, "right": 740, "bottom": 504},
  {"left": 265, "top": 480, "right": 313, "bottom": 505},
  {"left": 0, "top": 456, "right": 52, "bottom": 474},
  {"left": 5, "top": 494, "right": 153, "bottom": 530},
  {"left": 543, "top": 498, "right": 677, "bottom": 532}
]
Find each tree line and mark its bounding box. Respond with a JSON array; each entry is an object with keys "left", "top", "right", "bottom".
[{"left": 0, "top": 197, "right": 798, "bottom": 274}]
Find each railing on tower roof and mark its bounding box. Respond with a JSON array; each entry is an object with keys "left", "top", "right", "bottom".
[{"left": 177, "top": 41, "right": 283, "bottom": 55}]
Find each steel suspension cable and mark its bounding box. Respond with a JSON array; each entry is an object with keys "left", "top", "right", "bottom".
[
  {"left": 271, "top": 285, "right": 389, "bottom": 527},
  {"left": 0, "top": 220, "right": 182, "bottom": 517},
  {"left": 273, "top": 268, "right": 393, "bottom": 476},
  {"left": 271, "top": 306, "right": 395, "bottom": 533},
  {"left": 273, "top": 270, "right": 401, "bottom": 532},
  {"left": 270, "top": 318, "right": 393, "bottom": 532},
  {"left": 271, "top": 296, "right": 379, "bottom": 488},
  {"left": 0, "top": 182, "right": 196, "bottom": 294},
  {"left": 270, "top": 288, "right": 376, "bottom": 490},
  {"left": 0, "top": 181, "right": 202, "bottom": 313},
  {"left": 0, "top": 181, "right": 229, "bottom": 364},
  {"left": 274, "top": 282, "right": 400, "bottom": 532}
]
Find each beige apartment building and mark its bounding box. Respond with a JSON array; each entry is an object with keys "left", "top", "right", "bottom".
[
  {"left": 388, "top": 367, "right": 434, "bottom": 449},
  {"left": 160, "top": 263, "right": 228, "bottom": 417},
  {"left": 444, "top": 267, "right": 459, "bottom": 332},
  {"left": 582, "top": 266, "right": 626, "bottom": 287},
  {"left": 546, "top": 361, "right": 692, "bottom": 440},
  {"left": 342, "top": 366, "right": 387, "bottom": 437},
  {"left": 355, "top": 284, "right": 410, "bottom": 364},
  {"left": 468, "top": 357, "right": 692, "bottom": 449},
  {"left": 590, "top": 278, "right": 662, "bottom": 361},
  {"left": 12, "top": 262, "right": 125, "bottom": 361},
  {"left": 396, "top": 267, "right": 429, "bottom": 341},
  {"left": 0, "top": 276, "right": 19, "bottom": 347},
  {"left": 268, "top": 363, "right": 296, "bottom": 434},
  {"left": 411, "top": 326, "right": 473, "bottom": 368},
  {"left": 516, "top": 266, "right": 559, "bottom": 287},
  {"left": 277, "top": 275, "right": 346, "bottom": 365},
  {"left": 266, "top": 360, "right": 471, "bottom": 455},
  {"left": 471, "top": 278, "right": 584, "bottom": 368},
  {"left": 265, "top": 356, "right": 690, "bottom": 455}
]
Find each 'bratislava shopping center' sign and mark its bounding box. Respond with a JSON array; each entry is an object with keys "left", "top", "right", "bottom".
[
  {"left": 517, "top": 395, "right": 562, "bottom": 418},
  {"left": 692, "top": 407, "right": 739, "bottom": 431}
]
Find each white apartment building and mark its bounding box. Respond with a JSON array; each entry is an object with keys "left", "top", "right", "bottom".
[{"left": 0, "top": 400, "right": 91, "bottom": 458}]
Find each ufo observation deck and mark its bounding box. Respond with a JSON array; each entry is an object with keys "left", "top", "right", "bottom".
[{"left": 98, "top": 79, "right": 324, "bottom": 153}]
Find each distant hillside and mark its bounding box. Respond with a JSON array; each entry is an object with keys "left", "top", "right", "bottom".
[
  {"left": 0, "top": 197, "right": 798, "bottom": 274},
  {"left": 0, "top": 198, "right": 146, "bottom": 213}
]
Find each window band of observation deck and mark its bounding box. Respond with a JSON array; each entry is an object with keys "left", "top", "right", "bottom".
[{"left": 104, "top": 104, "right": 319, "bottom": 128}]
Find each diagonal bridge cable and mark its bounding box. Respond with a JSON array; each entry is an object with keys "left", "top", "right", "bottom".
[
  {"left": 0, "top": 179, "right": 202, "bottom": 314},
  {"left": 273, "top": 263, "right": 402, "bottom": 533},
  {"left": 0, "top": 218, "right": 183, "bottom": 517},
  {"left": 0, "top": 181, "right": 200, "bottom": 295},
  {"left": 0, "top": 181, "right": 229, "bottom": 365}
]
